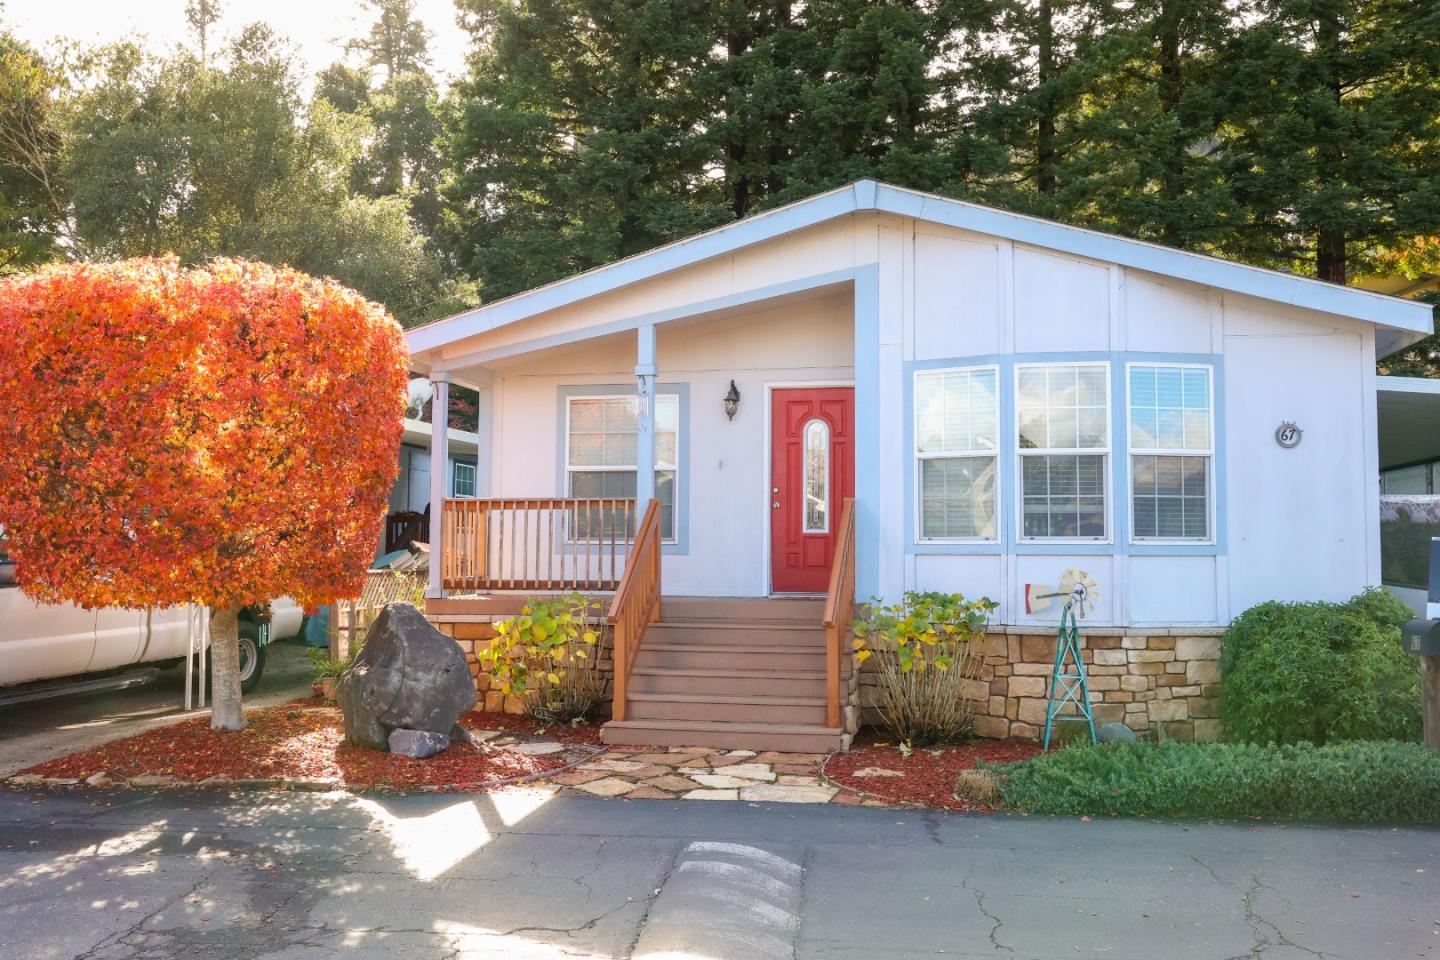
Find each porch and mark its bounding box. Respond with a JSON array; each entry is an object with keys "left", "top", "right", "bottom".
[{"left": 426, "top": 496, "right": 857, "bottom": 753}]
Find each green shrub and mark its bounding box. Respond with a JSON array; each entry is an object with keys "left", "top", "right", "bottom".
[
  {"left": 1220, "top": 588, "right": 1420, "bottom": 744},
  {"left": 995, "top": 740, "right": 1440, "bottom": 822}
]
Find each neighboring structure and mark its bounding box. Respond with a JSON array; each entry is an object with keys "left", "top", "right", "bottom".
[
  {"left": 380, "top": 415, "right": 480, "bottom": 557},
  {"left": 405, "top": 180, "right": 1433, "bottom": 748}
]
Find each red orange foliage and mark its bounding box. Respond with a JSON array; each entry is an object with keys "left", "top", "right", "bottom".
[{"left": 0, "top": 257, "right": 408, "bottom": 611}]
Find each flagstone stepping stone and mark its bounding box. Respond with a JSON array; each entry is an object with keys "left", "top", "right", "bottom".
[
  {"left": 722, "top": 750, "right": 757, "bottom": 759},
  {"left": 580, "top": 758, "right": 649, "bottom": 773},
  {"left": 643, "top": 775, "right": 700, "bottom": 793},
  {"left": 666, "top": 746, "right": 714, "bottom": 755},
  {"left": 755, "top": 751, "right": 830, "bottom": 764},
  {"left": 509, "top": 741, "right": 566, "bottom": 756},
  {"left": 624, "top": 786, "right": 672, "bottom": 800},
  {"left": 547, "top": 769, "right": 610, "bottom": 786},
  {"left": 739, "top": 784, "right": 838, "bottom": 804},
  {"left": 682, "top": 788, "right": 738, "bottom": 800},
  {"left": 575, "top": 777, "right": 637, "bottom": 797},
  {"left": 850, "top": 767, "right": 905, "bottom": 778},
  {"left": 631, "top": 753, "right": 685, "bottom": 766},
  {"left": 777, "top": 775, "right": 823, "bottom": 786},
  {"left": 717, "top": 763, "right": 778, "bottom": 781},
  {"left": 689, "top": 774, "right": 750, "bottom": 789}
]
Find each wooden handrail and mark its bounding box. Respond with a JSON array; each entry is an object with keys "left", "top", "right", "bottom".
[
  {"left": 440, "top": 497, "right": 638, "bottom": 592},
  {"left": 606, "top": 499, "right": 663, "bottom": 722},
  {"left": 822, "top": 498, "right": 857, "bottom": 730}
]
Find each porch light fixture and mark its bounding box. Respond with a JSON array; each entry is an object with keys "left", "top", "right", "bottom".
[{"left": 723, "top": 380, "right": 741, "bottom": 420}]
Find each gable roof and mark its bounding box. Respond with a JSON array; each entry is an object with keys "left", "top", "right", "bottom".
[{"left": 407, "top": 180, "right": 1434, "bottom": 357}]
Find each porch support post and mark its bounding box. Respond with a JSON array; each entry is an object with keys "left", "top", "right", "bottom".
[
  {"left": 426, "top": 372, "right": 450, "bottom": 600},
  {"left": 634, "top": 324, "right": 657, "bottom": 511}
]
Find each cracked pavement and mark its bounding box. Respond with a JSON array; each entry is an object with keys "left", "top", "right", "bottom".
[{"left": 0, "top": 787, "right": 1436, "bottom": 959}]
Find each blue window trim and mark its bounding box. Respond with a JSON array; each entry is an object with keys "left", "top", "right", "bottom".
[
  {"left": 903, "top": 351, "right": 1225, "bottom": 558},
  {"left": 555, "top": 383, "right": 691, "bottom": 556}
]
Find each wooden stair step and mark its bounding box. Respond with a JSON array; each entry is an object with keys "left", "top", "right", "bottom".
[
  {"left": 629, "top": 666, "right": 827, "bottom": 697},
  {"left": 660, "top": 596, "right": 825, "bottom": 622},
  {"left": 601, "top": 718, "right": 844, "bottom": 753},
  {"left": 624, "top": 691, "right": 828, "bottom": 725},
  {"left": 646, "top": 621, "right": 827, "bottom": 645},
  {"left": 635, "top": 642, "right": 840, "bottom": 671}
]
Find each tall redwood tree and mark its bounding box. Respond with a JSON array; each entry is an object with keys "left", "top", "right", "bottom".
[{"left": 0, "top": 257, "right": 408, "bottom": 730}]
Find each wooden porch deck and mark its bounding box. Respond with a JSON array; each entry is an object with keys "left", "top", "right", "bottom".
[{"left": 429, "top": 497, "right": 857, "bottom": 753}]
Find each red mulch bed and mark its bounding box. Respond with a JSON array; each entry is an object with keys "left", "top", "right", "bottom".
[
  {"left": 456, "top": 710, "right": 607, "bottom": 747},
  {"left": 18, "top": 705, "right": 581, "bottom": 790},
  {"left": 824, "top": 733, "right": 1042, "bottom": 811}
]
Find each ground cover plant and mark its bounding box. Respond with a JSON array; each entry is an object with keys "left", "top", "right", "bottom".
[
  {"left": 850, "top": 591, "right": 996, "bottom": 746},
  {"left": 1220, "top": 588, "right": 1421, "bottom": 744},
  {"left": 993, "top": 740, "right": 1440, "bottom": 823}
]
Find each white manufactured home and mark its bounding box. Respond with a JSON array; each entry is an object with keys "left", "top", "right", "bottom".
[{"left": 404, "top": 180, "right": 1433, "bottom": 750}]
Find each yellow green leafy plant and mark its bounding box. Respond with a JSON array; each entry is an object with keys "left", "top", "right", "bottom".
[
  {"left": 851, "top": 591, "right": 997, "bottom": 745},
  {"left": 478, "top": 592, "right": 608, "bottom": 724}
]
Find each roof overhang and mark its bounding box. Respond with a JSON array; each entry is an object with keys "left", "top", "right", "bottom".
[
  {"left": 407, "top": 180, "right": 1434, "bottom": 364},
  {"left": 401, "top": 417, "right": 479, "bottom": 455},
  {"left": 1378, "top": 377, "right": 1440, "bottom": 471}
]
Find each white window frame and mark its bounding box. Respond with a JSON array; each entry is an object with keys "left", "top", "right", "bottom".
[
  {"left": 451, "top": 461, "right": 477, "bottom": 498},
  {"left": 563, "top": 393, "right": 680, "bottom": 544},
  {"left": 914, "top": 364, "right": 1002, "bottom": 544},
  {"left": 1014, "top": 360, "right": 1112, "bottom": 544},
  {"left": 1125, "top": 361, "right": 1216, "bottom": 545}
]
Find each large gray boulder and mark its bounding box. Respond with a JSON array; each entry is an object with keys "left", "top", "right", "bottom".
[{"left": 336, "top": 603, "right": 477, "bottom": 752}]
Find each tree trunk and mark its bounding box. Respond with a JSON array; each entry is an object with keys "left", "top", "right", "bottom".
[
  {"left": 1157, "top": 0, "right": 1185, "bottom": 247},
  {"left": 1313, "top": 12, "right": 1346, "bottom": 285},
  {"left": 1036, "top": 0, "right": 1058, "bottom": 195},
  {"left": 209, "top": 605, "right": 247, "bottom": 732},
  {"left": 1423, "top": 656, "right": 1440, "bottom": 751}
]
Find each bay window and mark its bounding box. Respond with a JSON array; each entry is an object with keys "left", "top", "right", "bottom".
[
  {"left": 1128, "top": 364, "right": 1212, "bottom": 541},
  {"left": 1017, "top": 363, "right": 1110, "bottom": 540},
  {"left": 915, "top": 366, "right": 999, "bottom": 540}
]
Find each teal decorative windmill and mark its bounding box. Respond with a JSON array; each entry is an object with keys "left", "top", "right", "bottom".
[{"left": 1025, "top": 569, "right": 1100, "bottom": 749}]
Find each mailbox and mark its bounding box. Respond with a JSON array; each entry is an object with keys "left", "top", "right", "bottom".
[
  {"left": 1403, "top": 618, "right": 1440, "bottom": 657},
  {"left": 1401, "top": 536, "right": 1440, "bottom": 658}
]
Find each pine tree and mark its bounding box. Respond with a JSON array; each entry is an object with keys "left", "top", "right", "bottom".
[
  {"left": 1048, "top": 0, "right": 1239, "bottom": 249},
  {"left": 1215, "top": 0, "right": 1440, "bottom": 283},
  {"left": 443, "top": 0, "right": 724, "bottom": 299}
]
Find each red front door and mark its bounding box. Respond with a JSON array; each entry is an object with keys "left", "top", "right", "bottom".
[{"left": 770, "top": 387, "right": 854, "bottom": 593}]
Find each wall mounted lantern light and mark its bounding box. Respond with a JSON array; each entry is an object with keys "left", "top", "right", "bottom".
[{"left": 724, "top": 380, "right": 741, "bottom": 420}]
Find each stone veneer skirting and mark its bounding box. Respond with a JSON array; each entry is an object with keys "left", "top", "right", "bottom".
[
  {"left": 428, "top": 600, "right": 1225, "bottom": 742},
  {"left": 857, "top": 625, "right": 1225, "bottom": 742}
]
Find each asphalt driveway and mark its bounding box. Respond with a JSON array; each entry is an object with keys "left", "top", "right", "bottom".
[
  {"left": 0, "top": 787, "right": 1435, "bottom": 959},
  {"left": 0, "top": 639, "right": 315, "bottom": 778}
]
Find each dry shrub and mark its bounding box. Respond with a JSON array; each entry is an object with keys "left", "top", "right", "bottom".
[
  {"left": 852, "top": 591, "right": 996, "bottom": 746},
  {"left": 954, "top": 768, "right": 1000, "bottom": 806}
]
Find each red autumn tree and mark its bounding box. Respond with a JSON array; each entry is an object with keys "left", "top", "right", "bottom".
[{"left": 0, "top": 257, "right": 408, "bottom": 730}]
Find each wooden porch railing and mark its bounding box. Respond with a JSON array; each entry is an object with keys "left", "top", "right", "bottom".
[
  {"left": 606, "top": 499, "right": 663, "bottom": 722},
  {"left": 822, "top": 498, "right": 857, "bottom": 729},
  {"left": 384, "top": 510, "right": 429, "bottom": 554},
  {"left": 440, "top": 498, "right": 638, "bottom": 592}
]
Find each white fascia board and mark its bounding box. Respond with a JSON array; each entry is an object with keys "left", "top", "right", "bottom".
[
  {"left": 405, "top": 183, "right": 864, "bottom": 357},
  {"left": 872, "top": 183, "right": 1433, "bottom": 334}
]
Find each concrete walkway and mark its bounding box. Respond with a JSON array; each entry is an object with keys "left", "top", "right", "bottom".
[{"left": 1, "top": 786, "right": 1435, "bottom": 959}]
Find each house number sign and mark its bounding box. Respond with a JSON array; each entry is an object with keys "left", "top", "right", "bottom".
[{"left": 1275, "top": 421, "right": 1302, "bottom": 449}]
